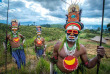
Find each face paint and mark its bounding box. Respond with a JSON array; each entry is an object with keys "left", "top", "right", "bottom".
[
  {"left": 66, "top": 29, "right": 79, "bottom": 42},
  {"left": 12, "top": 28, "right": 18, "bottom": 35},
  {"left": 36, "top": 26, "right": 41, "bottom": 37}
]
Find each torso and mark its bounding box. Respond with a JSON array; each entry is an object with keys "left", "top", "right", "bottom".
[
  {"left": 7, "top": 34, "right": 23, "bottom": 48},
  {"left": 34, "top": 37, "right": 44, "bottom": 47},
  {"left": 55, "top": 41, "right": 85, "bottom": 73}
]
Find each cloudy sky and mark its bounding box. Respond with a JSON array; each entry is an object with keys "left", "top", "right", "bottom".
[{"left": 0, "top": 0, "right": 110, "bottom": 25}]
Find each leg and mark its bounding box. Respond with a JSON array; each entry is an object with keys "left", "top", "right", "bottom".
[
  {"left": 12, "top": 50, "right": 21, "bottom": 69},
  {"left": 36, "top": 49, "right": 43, "bottom": 57},
  {"left": 19, "top": 49, "right": 26, "bottom": 66}
]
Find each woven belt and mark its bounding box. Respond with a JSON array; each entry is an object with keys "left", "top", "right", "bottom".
[
  {"left": 36, "top": 46, "right": 44, "bottom": 50},
  {"left": 12, "top": 45, "right": 23, "bottom": 51}
]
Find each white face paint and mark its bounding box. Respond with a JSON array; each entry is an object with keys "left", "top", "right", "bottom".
[
  {"left": 12, "top": 28, "right": 18, "bottom": 35},
  {"left": 66, "top": 34, "right": 78, "bottom": 42},
  {"left": 12, "top": 31, "right": 17, "bottom": 34},
  {"left": 66, "top": 25, "right": 79, "bottom": 42},
  {"left": 37, "top": 35, "right": 41, "bottom": 38}
]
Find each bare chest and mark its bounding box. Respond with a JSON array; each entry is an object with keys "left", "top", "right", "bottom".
[
  {"left": 58, "top": 47, "right": 81, "bottom": 59},
  {"left": 8, "top": 36, "right": 21, "bottom": 48},
  {"left": 35, "top": 38, "right": 44, "bottom": 46}
]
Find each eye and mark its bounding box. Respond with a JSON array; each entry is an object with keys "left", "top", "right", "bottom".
[
  {"left": 68, "top": 30, "right": 72, "bottom": 32},
  {"left": 73, "top": 30, "right": 78, "bottom": 34},
  {"left": 73, "top": 30, "right": 77, "bottom": 33}
]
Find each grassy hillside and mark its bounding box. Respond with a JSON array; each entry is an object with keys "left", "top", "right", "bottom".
[{"left": 0, "top": 23, "right": 110, "bottom": 74}]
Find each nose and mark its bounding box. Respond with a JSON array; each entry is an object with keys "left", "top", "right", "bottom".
[
  {"left": 70, "top": 31, "right": 74, "bottom": 35},
  {"left": 14, "top": 29, "right": 16, "bottom": 32}
]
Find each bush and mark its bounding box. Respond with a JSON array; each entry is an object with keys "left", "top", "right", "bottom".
[
  {"left": 80, "top": 33, "right": 95, "bottom": 39},
  {"left": 36, "top": 57, "right": 50, "bottom": 74}
]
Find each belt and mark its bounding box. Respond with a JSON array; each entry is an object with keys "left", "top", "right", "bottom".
[
  {"left": 36, "top": 46, "right": 44, "bottom": 50},
  {"left": 12, "top": 45, "right": 23, "bottom": 51}
]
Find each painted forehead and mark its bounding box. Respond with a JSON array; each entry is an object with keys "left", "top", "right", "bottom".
[
  {"left": 66, "top": 25, "right": 79, "bottom": 30},
  {"left": 12, "top": 21, "right": 18, "bottom": 28}
]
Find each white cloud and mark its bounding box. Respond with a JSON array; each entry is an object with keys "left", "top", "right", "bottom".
[
  {"left": 82, "top": 17, "right": 110, "bottom": 25},
  {"left": 0, "top": 0, "right": 110, "bottom": 25},
  {"left": 9, "top": 9, "right": 16, "bottom": 13},
  {"left": 0, "top": 15, "right": 6, "bottom": 20}
]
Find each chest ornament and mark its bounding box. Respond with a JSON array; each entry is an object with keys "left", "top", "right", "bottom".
[
  {"left": 37, "top": 38, "right": 42, "bottom": 44},
  {"left": 13, "top": 37, "right": 19, "bottom": 42},
  {"left": 63, "top": 56, "right": 78, "bottom": 71}
]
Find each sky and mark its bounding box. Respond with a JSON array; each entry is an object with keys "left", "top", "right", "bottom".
[{"left": 0, "top": 0, "right": 110, "bottom": 25}]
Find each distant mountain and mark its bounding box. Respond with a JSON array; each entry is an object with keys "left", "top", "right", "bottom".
[
  {"left": 41, "top": 24, "right": 64, "bottom": 28},
  {"left": 84, "top": 25, "right": 107, "bottom": 30}
]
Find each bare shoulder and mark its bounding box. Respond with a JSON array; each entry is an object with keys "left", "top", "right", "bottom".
[
  {"left": 54, "top": 41, "right": 62, "bottom": 52},
  {"left": 80, "top": 44, "right": 87, "bottom": 54},
  {"left": 41, "top": 37, "right": 45, "bottom": 41},
  {"left": 34, "top": 38, "right": 37, "bottom": 41},
  {"left": 19, "top": 34, "right": 23, "bottom": 37}
]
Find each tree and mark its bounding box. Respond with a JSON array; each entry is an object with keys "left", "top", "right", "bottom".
[
  {"left": 97, "top": 27, "right": 100, "bottom": 31},
  {"left": 107, "top": 23, "right": 110, "bottom": 32}
]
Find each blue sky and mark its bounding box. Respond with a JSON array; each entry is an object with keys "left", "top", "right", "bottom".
[{"left": 0, "top": 0, "right": 110, "bottom": 25}]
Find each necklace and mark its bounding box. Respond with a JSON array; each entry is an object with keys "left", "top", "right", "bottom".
[
  {"left": 64, "top": 42, "right": 76, "bottom": 55},
  {"left": 66, "top": 41, "right": 76, "bottom": 51}
]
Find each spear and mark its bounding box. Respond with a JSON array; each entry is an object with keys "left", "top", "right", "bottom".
[
  {"left": 5, "top": 0, "right": 9, "bottom": 73},
  {"left": 97, "top": 0, "right": 105, "bottom": 74}
]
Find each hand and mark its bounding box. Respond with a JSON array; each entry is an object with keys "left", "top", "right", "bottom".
[
  {"left": 23, "top": 39, "right": 25, "bottom": 44},
  {"left": 43, "top": 53, "right": 46, "bottom": 57},
  {"left": 3, "top": 42, "right": 6, "bottom": 49},
  {"left": 97, "top": 46, "right": 105, "bottom": 58}
]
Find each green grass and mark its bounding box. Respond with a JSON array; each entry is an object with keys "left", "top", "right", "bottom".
[
  {"left": 36, "top": 57, "right": 50, "bottom": 74},
  {"left": 0, "top": 24, "right": 110, "bottom": 74}
]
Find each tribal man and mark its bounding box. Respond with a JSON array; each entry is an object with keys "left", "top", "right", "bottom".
[
  {"left": 34, "top": 26, "right": 46, "bottom": 58},
  {"left": 50, "top": 3, "right": 105, "bottom": 73},
  {"left": 3, "top": 19, "right": 26, "bottom": 69},
  {"left": 50, "top": 22, "right": 105, "bottom": 74}
]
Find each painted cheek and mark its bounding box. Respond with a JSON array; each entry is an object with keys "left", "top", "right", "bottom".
[{"left": 74, "top": 34, "right": 78, "bottom": 38}]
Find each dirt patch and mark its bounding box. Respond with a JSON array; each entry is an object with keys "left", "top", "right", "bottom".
[
  {"left": 106, "top": 40, "right": 110, "bottom": 45},
  {"left": 0, "top": 61, "right": 17, "bottom": 73},
  {"left": 85, "top": 44, "right": 97, "bottom": 55}
]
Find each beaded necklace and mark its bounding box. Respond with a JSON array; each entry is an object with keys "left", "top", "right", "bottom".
[
  {"left": 64, "top": 41, "right": 76, "bottom": 55},
  {"left": 66, "top": 41, "right": 76, "bottom": 51}
]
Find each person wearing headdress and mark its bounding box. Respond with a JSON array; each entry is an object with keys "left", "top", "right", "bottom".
[
  {"left": 34, "top": 26, "right": 46, "bottom": 58},
  {"left": 50, "top": 21, "right": 105, "bottom": 74},
  {"left": 3, "top": 19, "right": 26, "bottom": 69}
]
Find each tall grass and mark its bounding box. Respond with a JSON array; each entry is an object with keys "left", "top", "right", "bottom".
[{"left": 36, "top": 57, "right": 50, "bottom": 74}]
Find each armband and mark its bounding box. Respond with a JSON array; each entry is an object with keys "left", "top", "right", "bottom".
[
  {"left": 50, "top": 56, "right": 58, "bottom": 64},
  {"left": 85, "top": 59, "right": 89, "bottom": 66},
  {"left": 85, "top": 61, "right": 88, "bottom": 66}
]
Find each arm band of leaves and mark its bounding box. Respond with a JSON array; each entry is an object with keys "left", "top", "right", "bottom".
[{"left": 50, "top": 56, "right": 58, "bottom": 64}]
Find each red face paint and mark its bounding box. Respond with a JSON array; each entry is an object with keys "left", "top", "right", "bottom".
[{"left": 67, "top": 30, "right": 78, "bottom": 34}]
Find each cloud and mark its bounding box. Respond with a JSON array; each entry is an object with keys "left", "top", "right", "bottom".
[
  {"left": 82, "top": 0, "right": 110, "bottom": 18},
  {"left": 9, "top": 1, "right": 25, "bottom": 9},
  {"left": 0, "top": 0, "right": 110, "bottom": 25},
  {"left": 31, "top": 0, "right": 63, "bottom": 11}
]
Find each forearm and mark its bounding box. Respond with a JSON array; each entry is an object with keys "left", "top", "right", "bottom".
[
  {"left": 86, "top": 56, "right": 99, "bottom": 69},
  {"left": 43, "top": 44, "right": 46, "bottom": 52}
]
